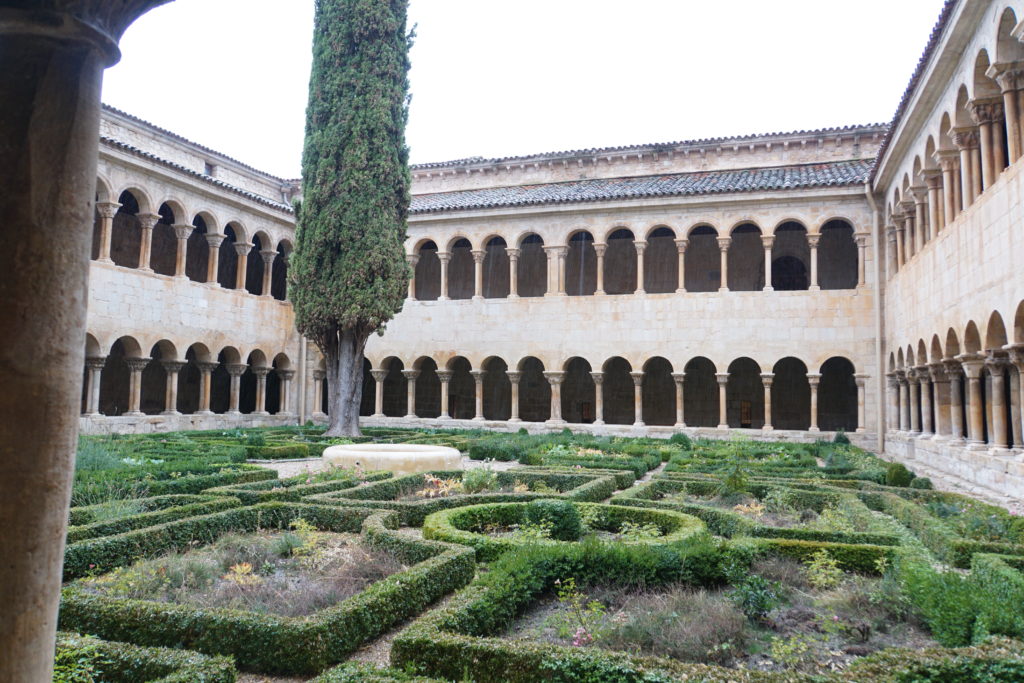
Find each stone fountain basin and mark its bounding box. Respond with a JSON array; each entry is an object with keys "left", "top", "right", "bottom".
[{"left": 322, "top": 443, "right": 462, "bottom": 475}]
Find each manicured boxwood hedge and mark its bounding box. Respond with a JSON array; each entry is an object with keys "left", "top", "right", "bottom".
[
  {"left": 69, "top": 494, "right": 227, "bottom": 526},
  {"left": 60, "top": 510, "right": 476, "bottom": 675},
  {"left": 421, "top": 501, "right": 709, "bottom": 561},
  {"left": 306, "top": 469, "right": 618, "bottom": 526},
  {"left": 245, "top": 443, "right": 312, "bottom": 459},
  {"left": 56, "top": 632, "right": 235, "bottom": 682},
  {"left": 144, "top": 465, "right": 277, "bottom": 496},
  {"left": 205, "top": 469, "right": 392, "bottom": 504},
  {"left": 66, "top": 495, "right": 243, "bottom": 543},
  {"left": 312, "top": 662, "right": 444, "bottom": 682}
]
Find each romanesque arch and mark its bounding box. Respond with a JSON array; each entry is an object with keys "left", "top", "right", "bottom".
[
  {"left": 415, "top": 240, "right": 441, "bottom": 301},
  {"left": 772, "top": 357, "right": 810, "bottom": 429},
  {"left": 683, "top": 356, "right": 717, "bottom": 427},
  {"left": 727, "top": 357, "right": 763, "bottom": 428},
  {"left": 818, "top": 220, "right": 857, "bottom": 290},
  {"left": 482, "top": 237, "right": 510, "bottom": 299},
  {"left": 381, "top": 357, "right": 407, "bottom": 417},
  {"left": 685, "top": 225, "right": 719, "bottom": 292},
  {"left": 728, "top": 224, "right": 763, "bottom": 291},
  {"left": 447, "top": 237, "right": 474, "bottom": 300},
  {"left": 566, "top": 231, "right": 597, "bottom": 296},
  {"left": 602, "top": 356, "right": 634, "bottom": 424},
  {"left": 482, "top": 356, "right": 511, "bottom": 419},
  {"left": 818, "top": 356, "right": 857, "bottom": 431},
  {"left": 517, "top": 356, "right": 549, "bottom": 421},
  {"left": 644, "top": 226, "right": 677, "bottom": 293},
  {"left": 562, "top": 357, "right": 595, "bottom": 423},
  {"left": 604, "top": 228, "right": 638, "bottom": 295},
  {"left": 413, "top": 356, "right": 441, "bottom": 418},
  {"left": 517, "top": 234, "right": 546, "bottom": 298},
  {"left": 772, "top": 221, "right": 810, "bottom": 291},
  {"left": 641, "top": 356, "right": 674, "bottom": 425},
  {"left": 446, "top": 356, "right": 475, "bottom": 419}
]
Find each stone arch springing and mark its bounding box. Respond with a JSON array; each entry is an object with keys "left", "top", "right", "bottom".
[
  {"left": 565, "top": 231, "right": 597, "bottom": 296},
  {"left": 186, "top": 213, "right": 211, "bottom": 282},
  {"left": 151, "top": 203, "right": 179, "bottom": 276},
  {"left": 684, "top": 225, "right": 719, "bottom": 292},
  {"left": 602, "top": 356, "right": 634, "bottom": 424},
  {"left": 683, "top": 356, "right": 717, "bottom": 427},
  {"left": 446, "top": 356, "right": 474, "bottom": 419},
  {"left": 482, "top": 237, "right": 509, "bottom": 299},
  {"left": 517, "top": 356, "right": 550, "bottom": 421},
  {"left": 772, "top": 357, "right": 810, "bottom": 430},
  {"left": 562, "top": 357, "right": 595, "bottom": 423},
  {"left": 482, "top": 356, "right": 511, "bottom": 419},
  {"left": 642, "top": 356, "right": 674, "bottom": 426},
  {"left": 272, "top": 240, "right": 291, "bottom": 301},
  {"left": 218, "top": 224, "right": 240, "bottom": 289},
  {"left": 413, "top": 356, "right": 440, "bottom": 418},
  {"left": 415, "top": 240, "right": 441, "bottom": 301},
  {"left": 728, "top": 224, "right": 763, "bottom": 291},
  {"left": 819, "top": 356, "right": 857, "bottom": 431},
  {"left": 111, "top": 190, "right": 143, "bottom": 268},
  {"left": 818, "top": 219, "right": 857, "bottom": 289},
  {"left": 99, "top": 336, "right": 142, "bottom": 416},
  {"left": 727, "top": 357, "right": 763, "bottom": 428},
  {"left": 517, "top": 234, "right": 547, "bottom": 298},
  {"left": 447, "top": 237, "right": 474, "bottom": 300},
  {"left": 604, "top": 228, "right": 637, "bottom": 295},
  {"left": 772, "top": 221, "right": 810, "bottom": 291},
  {"left": 644, "top": 226, "right": 677, "bottom": 293}
]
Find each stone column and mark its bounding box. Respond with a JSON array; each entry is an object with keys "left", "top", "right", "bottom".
[
  {"left": 544, "top": 246, "right": 559, "bottom": 296},
  {"left": 506, "top": 248, "right": 520, "bottom": 299},
  {"left": 854, "top": 373, "right": 868, "bottom": 433},
  {"left": 161, "top": 360, "right": 185, "bottom": 416},
  {"left": 944, "top": 361, "right": 965, "bottom": 441},
  {"left": 715, "top": 372, "right": 729, "bottom": 429},
  {"left": 808, "top": 233, "right": 821, "bottom": 290},
  {"left": 171, "top": 224, "right": 192, "bottom": 277},
  {"left": 594, "top": 243, "right": 607, "bottom": 295},
  {"left": 717, "top": 237, "right": 730, "bottom": 292},
  {"left": 907, "top": 369, "right": 921, "bottom": 433},
  {"left": 437, "top": 252, "right": 450, "bottom": 301},
  {"left": 0, "top": 6, "right": 167, "bottom": 678},
  {"left": 630, "top": 371, "right": 645, "bottom": 426},
  {"left": 885, "top": 227, "right": 898, "bottom": 278},
  {"left": 403, "top": 370, "right": 420, "bottom": 419},
  {"left": 959, "top": 355, "right": 986, "bottom": 446},
  {"left": 234, "top": 242, "right": 253, "bottom": 290},
  {"left": 634, "top": 240, "right": 647, "bottom": 295},
  {"left": 951, "top": 128, "right": 978, "bottom": 208},
  {"left": 1010, "top": 369, "right": 1022, "bottom": 448},
  {"left": 900, "top": 201, "right": 916, "bottom": 257},
  {"left": 95, "top": 202, "right": 120, "bottom": 263},
  {"left": 507, "top": 371, "right": 522, "bottom": 422},
  {"left": 312, "top": 369, "right": 327, "bottom": 418},
  {"left": 987, "top": 356, "right": 1010, "bottom": 450},
  {"left": 137, "top": 213, "right": 160, "bottom": 273},
  {"left": 251, "top": 366, "right": 270, "bottom": 415},
  {"left": 84, "top": 357, "right": 106, "bottom": 416},
  {"left": 471, "top": 249, "right": 485, "bottom": 300},
  {"left": 555, "top": 247, "right": 568, "bottom": 295},
  {"left": 935, "top": 151, "right": 960, "bottom": 223},
  {"left": 675, "top": 239, "right": 688, "bottom": 293},
  {"left": 897, "top": 371, "right": 910, "bottom": 431},
  {"left": 761, "top": 235, "right": 774, "bottom": 291},
  {"left": 895, "top": 221, "right": 906, "bottom": 267},
  {"left": 886, "top": 373, "right": 899, "bottom": 432},
  {"left": 970, "top": 100, "right": 1002, "bottom": 190},
  {"left": 854, "top": 233, "right": 869, "bottom": 287},
  {"left": 672, "top": 372, "right": 686, "bottom": 427},
  {"left": 205, "top": 233, "right": 225, "bottom": 285},
  {"left": 471, "top": 370, "right": 486, "bottom": 421},
  {"left": 929, "top": 363, "right": 950, "bottom": 438},
  {"left": 544, "top": 371, "right": 565, "bottom": 425},
  {"left": 370, "top": 369, "right": 387, "bottom": 418},
  {"left": 406, "top": 254, "right": 419, "bottom": 300},
  {"left": 917, "top": 366, "right": 933, "bottom": 435},
  {"left": 761, "top": 373, "right": 774, "bottom": 431},
  {"left": 993, "top": 67, "right": 1024, "bottom": 163},
  {"left": 196, "top": 362, "right": 217, "bottom": 415},
  {"left": 922, "top": 171, "right": 943, "bottom": 238},
  {"left": 591, "top": 372, "right": 605, "bottom": 425},
  {"left": 124, "top": 358, "right": 150, "bottom": 416},
  {"left": 807, "top": 373, "right": 821, "bottom": 432},
  {"left": 911, "top": 186, "right": 928, "bottom": 248},
  {"left": 436, "top": 370, "right": 452, "bottom": 419},
  {"left": 226, "top": 363, "right": 247, "bottom": 415},
  {"left": 1007, "top": 347, "right": 1024, "bottom": 449},
  {"left": 277, "top": 369, "right": 295, "bottom": 415},
  {"left": 259, "top": 249, "right": 276, "bottom": 297}
]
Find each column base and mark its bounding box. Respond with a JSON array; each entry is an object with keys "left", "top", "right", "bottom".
[
  {"left": 675, "top": 288, "right": 686, "bottom": 294},
  {"left": 508, "top": 294, "right": 519, "bottom": 300},
  {"left": 594, "top": 290, "right": 606, "bottom": 296},
  {"left": 125, "top": 411, "right": 144, "bottom": 417},
  {"left": 97, "top": 257, "right": 113, "bottom": 265},
  {"left": 966, "top": 440, "right": 987, "bottom": 450},
  {"left": 674, "top": 422, "right": 687, "bottom": 429},
  {"left": 718, "top": 287, "right": 729, "bottom": 293},
  {"left": 253, "top": 411, "right": 270, "bottom": 417},
  {"left": 762, "top": 425, "right": 774, "bottom": 432},
  {"left": 404, "top": 413, "right": 417, "bottom": 419},
  {"left": 194, "top": 410, "right": 213, "bottom": 416},
  {"left": 633, "top": 421, "right": 645, "bottom": 427},
  {"left": 809, "top": 285, "right": 821, "bottom": 291},
  {"left": 160, "top": 410, "right": 181, "bottom": 416},
  {"left": 205, "top": 281, "right": 222, "bottom": 288},
  {"left": 762, "top": 286, "right": 774, "bottom": 292},
  {"left": 372, "top": 412, "right": 386, "bottom": 418},
  {"left": 139, "top": 267, "right": 153, "bottom": 274},
  {"left": 508, "top": 417, "right": 521, "bottom": 423},
  {"left": 808, "top": 427, "right": 821, "bottom": 433},
  {"left": 438, "top": 296, "right": 449, "bottom": 301},
  {"left": 227, "top": 410, "right": 241, "bottom": 416},
  {"left": 990, "top": 446, "right": 1013, "bottom": 456},
  {"left": 472, "top": 295, "right": 483, "bottom": 301},
  {"left": 437, "top": 414, "right": 451, "bottom": 421},
  {"left": 636, "top": 290, "right": 646, "bottom": 296},
  {"left": 717, "top": 423, "right": 729, "bottom": 430},
  {"left": 545, "top": 419, "right": 567, "bottom": 427},
  {"left": 593, "top": 419, "right": 605, "bottom": 426},
  {"left": 472, "top": 416, "right": 486, "bottom": 422}
]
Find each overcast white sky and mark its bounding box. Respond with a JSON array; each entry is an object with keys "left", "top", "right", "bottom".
[{"left": 102, "top": 0, "right": 947, "bottom": 178}]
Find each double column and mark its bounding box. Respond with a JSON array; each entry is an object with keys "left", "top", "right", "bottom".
[
  {"left": 205, "top": 233, "right": 225, "bottom": 285},
  {"left": 312, "top": 370, "right": 327, "bottom": 418},
  {"left": 544, "top": 371, "right": 566, "bottom": 425},
  {"left": 234, "top": 242, "right": 254, "bottom": 291},
  {"left": 94, "top": 202, "right": 121, "bottom": 264},
  {"left": 161, "top": 360, "right": 186, "bottom": 416},
  {"left": 172, "top": 225, "right": 194, "bottom": 278},
  {"left": 83, "top": 357, "right": 107, "bottom": 416},
  {"left": 991, "top": 66, "right": 1024, "bottom": 164},
  {"left": 969, "top": 99, "right": 1006, "bottom": 192},
  {"left": 124, "top": 358, "right": 151, "bottom": 416},
  {"left": 403, "top": 369, "right": 420, "bottom": 418},
  {"left": 544, "top": 246, "right": 567, "bottom": 296},
  {"left": 197, "top": 362, "right": 218, "bottom": 415},
  {"left": 717, "top": 237, "right": 730, "bottom": 292},
  {"left": 957, "top": 354, "right": 987, "bottom": 447},
  {"left": 225, "top": 363, "right": 248, "bottom": 415},
  {"left": 259, "top": 249, "right": 277, "bottom": 297},
  {"left": 950, "top": 127, "right": 981, "bottom": 209},
  {"left": 136, "top": 213, "right": 160, "bottom": 273}
]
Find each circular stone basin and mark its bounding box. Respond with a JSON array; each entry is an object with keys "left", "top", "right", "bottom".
[{"left": 322, "top": 443, "right": 462, "bottom": 475}]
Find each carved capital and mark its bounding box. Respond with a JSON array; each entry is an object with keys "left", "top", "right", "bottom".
[
  {"left": 226, "top": 363, "right": 248, "bottom": 377},
  {"left": 234, "top": 242, "right": 254, "bottom": 257},
  {"left": 716, "top": 237, "right": 731, "bottom": 252},
  {"left": 124, "top": 357, "right": 151, "bottom": 373},
  {"left": 629, "top": 371, "right": 644, "bottom": 387},
  {"left": 715, "top": 372, "right": 729, "bottom": 386},
  {"left": 505, "top": 371, "right": 522, "bottom": 384},
  {"left": 806, "top": 372, "right": 822, "bottom": 387},
  {"left": 403, "top": 369, "right": 421, "bottom": 380},
  {"left": 260, "top": 249, "right": 278, "bottom": 265},
  {"left": 506, "top": 248, "right": 520, "bottom": 260},
  {"left": 969, "top": 99, "right": 1004, "bottom": 125},
  {"left": 760, "top": 235, "right": 775, "bottom": 249},
  {"left": 312, "top": 369, "right": 327, "bottom": 381},
  {"left": 471, "top": 249, "right": 486, "bottom": 264},
  {"left": 760, "top": 372, "right": 775, "bottom": 387},
  {"left": 406, "top": 254, "right": 420, "bottom": 266},
  {"left": 85, "top": 356, "right": 107, "bottom": 371},
  {"left": 171, "top": 224, "right": 193, "bottom": 241},
  {"left": 96, "top": 201, "right": 121, "bottom": 220},
  {"left": 251, "top": 366, "right": 271, "bottom": 378},
  {"left": 369, "top": 369, "right": 389, "bottom": 383},
  {"left": 950, "top": 127, "right": 979, "bottom": 150},
  {"left": 205, "top": 233, "right": 226, "bottom": 249},
  {"left": 436, "top": 369, "right": 453, "bottom": 382},
  {"left": 633, "top": 240, "right": 648, "bottom": 254},
  {"left": 927, "top": 363, "right": 947, "bottom": 383},
  {"left": 197, "top": 361, "right": 219, "bottom": 375},
  {"left": 674, "top": 238, "right": 689, "bottom": 252},
  {"left": 671, "top": 372, "right": 686, "bottom": 384},
  {"left": 543, "top": 371, "right": 565, "bottom": 385},
  {"left": 137, "top": 213, "right": 161, "bottom": 231},
  {"left": 589, "top": 371, "right": 604, "bottom": 385},
  {"left": 807, "top": 234, "right": 821, "bottom": 249},
  {"left": 161, "top": 360, "right": 186, "bottom": 374},
  {"left": 437, "top": 251, "right": 451, "bottom": 265},
  {"left": 277, "top": 369, "right": 296, "bottom": 381},
  {"left": 933, "top": 148, "right": 960, "bottom": 171},
  {"left": 592, "top": 243, "right": 607, "bottom": 257}
]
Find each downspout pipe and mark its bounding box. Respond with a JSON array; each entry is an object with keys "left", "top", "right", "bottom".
[{"left": 865, "top": 182, "right": 886, "bottom": 454}]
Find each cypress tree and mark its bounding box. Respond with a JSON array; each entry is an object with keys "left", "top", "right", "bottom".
[{"left": 290, "top": 0, "right": 412, "bottom": 436}]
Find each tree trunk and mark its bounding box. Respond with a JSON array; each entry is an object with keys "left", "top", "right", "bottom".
[{"left": 323, "top": 327, "right": 367, "bottom": 436}]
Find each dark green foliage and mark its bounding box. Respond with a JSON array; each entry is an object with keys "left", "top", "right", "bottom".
[
  {"left": 668, "top": 432, "right": 692, "bottom": 449},
  {"left": 66, "top": 496, "right": 243, "bottom": 543},
  {"left": 313, "top": 662, "right": 444, "bottom": 682},
  {"left": 55, "top": 632, "right": 235, "bottom": 683},
  {"left": 524, "top": 499, "right": 582, "bottom": 541},
  {"left": 726, "top": 572, "right": 781, "bottom": 620},
  {"left": 833, "top": 429, "right": 850, "bottom": 445},
  {"left": 246, "top": 443, "right": 311, "bottom": 460},
  {"left": 886, "top": 462, "right": 915, "bottom": 487},
  {"left": 910, "top": 476, "right": 934, "bottom": 490}
]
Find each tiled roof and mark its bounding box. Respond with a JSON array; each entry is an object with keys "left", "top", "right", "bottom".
[
  {"left": 410, "top": 159, "right": 874, "bottom": 214},
  {"left": 100, "top": 136, "right": 295, "bottom": 214}
]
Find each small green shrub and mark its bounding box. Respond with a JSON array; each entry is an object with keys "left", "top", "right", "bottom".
[
  {"left": 804, "top": 549, "right": 843, "bottom": 589},
  {"left": 885, "top": 462, "right": 915, "bottom": 487},
  {"left": 461, "top": 464, "right": 498, "bottom": 494},
  {"left": 524, "top": 499, "right": 582, "bottom": 541},
  {"left": 833, "top": 430, "right": 850, "bottom": 445},
  {"left": 668, "top": 433, "right": 692, "bottom": 449},
  {"left": 725, "top": 564, "right": 781, "bottom": 621},
  {"left": 910, "top": 476, "right": 934, "bottom": 490}
]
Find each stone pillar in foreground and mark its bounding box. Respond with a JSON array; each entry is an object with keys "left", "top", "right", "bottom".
[
  {"left": 403, "top": 369, "right": 419, "bottom": 419},
  {"left": 370, "top": 369, "right": 387, "bottom": 418},
  {"left": 886, "top": 373, "right": 898, "bottom": 432},
  {"left": 715, "top": 372, "right": 729, "bottom": 429},
  {"left": 506, "top": 371, "right": 521, "bottom": 422},
  {"left": 898, "top": 371, "right": 910, "bottom": 431},
  {"left": 0, "top": 7, "right": 170, "bottom": 677},
  {"left": 761, "top": 373, "right": 774, "bottom": 431},
  {"left": 544, "top": 371, "right": 565, "bottom": 425},
  {"left": 807, "top": 373, "right": 821, "bottom": 433},
  {"left": 935, "top": 149, "right": 960, "bottom": 224},
  {"left": 672, "top": 372, "right": 686, "bottom": 428},
  {"left": 591, "top": 372, "right": 605, "bottom": 425},
  {"left": 630, "top": 371, "right": 644, "bottom": 426}
]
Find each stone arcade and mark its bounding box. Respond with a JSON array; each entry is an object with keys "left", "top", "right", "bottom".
[{"left": 4, "top": 1, "right": 1024, "bottom": 678}]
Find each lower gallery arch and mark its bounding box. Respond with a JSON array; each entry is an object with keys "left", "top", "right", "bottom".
[
  {"left": 773, "top": 357, "right": 810, "bottom": 430},
  {"left": 604, "top": 229, "right": 637, "bottom": 295},
  {"left": 177, "top": 345, "right": 204, "bottom": 415},
  {"left": 818, "top": 357, "right": 857, "bottom": 431},
  {"left": 727, "top": 357, "right": 763, "bottom": 428},
  {"left": 414, "top": 357, "right": 441, "bottom": 418},
  {"left": 358, "top": 357, "right": 374, "bottom": 417},
  {"left": 565, "top": 232, "right": 597, "bottom": 296},
  {"left": 518, "top": 357, "right": 550, "bottom": 422},
  {"left": 642, "top": 357, "right": 674, "bottom": 425},
  {"left": 685, "top": 226, "right": 719, "bottom": 292},
  {"left": 562, "top": 357, "right": 595, "bottom": 423},
  {"left": 447, "top": 356, "right": 475, "bottom": 419},
  {"left": 140, "top": 342, "right": 173, "bottom": 415},
  {"left": 644, "top": 227, "right": 677, "bottom": 294},
  {"left": 602, "top": 357, "right": 634, "bottom": 425},
  {"left": 267, "top": 354, "right": 289, "bottom": 414},
  {"left": 482, "top": 357, "right": 511, "bottom": 420},
  {"left": 240, "top": 351, "right": 267, "bottom": 414},
  {"left": 415, "top": 241, "right": 441, "bottom": 301},
  {"left": 99, "top": 338, "right": 135, "bottom": 415},
  {"left": 381, "top": 357, "right": 407, "bottom": 418},
  {"left": 210, "top": 348, "right": 238, "bottom": 414},
  {"left": 448, "top": 238, "right": 474, "bottom": 300},
  {"left": 683, "top": 357, "right": 717, "bottom": 427},
  {"left": 517, "top": 235, "right": 546, "bottom": 298},
  {"left": 483, "top": 238, "right": 510, "bottom": 299}
]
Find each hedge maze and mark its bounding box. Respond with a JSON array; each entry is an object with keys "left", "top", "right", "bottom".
[{"left": 56, "top": 428, "right": 1024, "bottom": 681}]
